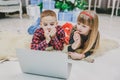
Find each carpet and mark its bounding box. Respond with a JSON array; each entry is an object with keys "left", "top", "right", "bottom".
[{"left": 0, "top": 31, "right": 119, "bottom": 60}]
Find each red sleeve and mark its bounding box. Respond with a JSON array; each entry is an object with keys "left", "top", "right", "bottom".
[
  {"left": 57, "top": 26, "right": 65, "bottom": 43},
  {"left": 50, "top": 26, "right": 65, "bottom": 50},
  {"left": 31, "top": 28, "right": 48, "bottom": 50}
]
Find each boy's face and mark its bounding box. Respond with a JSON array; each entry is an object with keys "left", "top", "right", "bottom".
[{"left": 41, "top": 16, "right": 57, "bottom": 32}]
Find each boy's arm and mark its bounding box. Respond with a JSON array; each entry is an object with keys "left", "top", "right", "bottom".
[
  {"left": 50, "top": 27, "right": 65, "bottom": 50},
  {"left": 57, "top": 27, "right": 65, "bottom": 43},
  {"left": 31, "top": 29, "right": 48, "bottom": 50}
]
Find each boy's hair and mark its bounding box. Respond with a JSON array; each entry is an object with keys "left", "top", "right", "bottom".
[
  {"left": 77, "top": 10, "right": 100, "bottom": 54},
  {"left": 41, "top": 10, "right": 57, "bottom": 19}
]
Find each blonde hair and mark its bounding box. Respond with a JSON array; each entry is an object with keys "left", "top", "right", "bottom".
[
  {"left": 41, "top": 10, "right": 57, "bottom": 19},
  {"left": 77, "top": 10, "right": 100, "bottom": 54}
]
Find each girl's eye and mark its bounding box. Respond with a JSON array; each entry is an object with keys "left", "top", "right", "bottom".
[
  {"left": 78, "top": 23, "right": 80, "bottom": 25},
  {"left": 44, "top": 23, "right": 47, "bottom": 26},
  {"left": 82, "top": 25, "right": 86, "bottom": 28},
  {"left": 50, "top": 23, "right": 54, "bottom": 26}
]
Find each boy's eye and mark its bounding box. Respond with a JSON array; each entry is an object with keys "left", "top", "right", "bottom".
[{"left": 44, "top": 23, "right": 48, "bottom": 26}]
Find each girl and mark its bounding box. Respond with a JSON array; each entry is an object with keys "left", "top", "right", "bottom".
[{"left": 68, "top": 10, "right": 100, "bottom": 60}]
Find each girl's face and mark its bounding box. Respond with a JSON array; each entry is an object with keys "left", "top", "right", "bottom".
[
  {"left": 41, "top": 16, "right": 57, "bottom": 32},
  {"left": 76, "top": 22, "right": 91, "bottom": 35}
]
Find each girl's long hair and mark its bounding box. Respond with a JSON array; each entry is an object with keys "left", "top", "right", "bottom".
[{"left": 77, "top": 10, "right": 100, "bottom": 54}]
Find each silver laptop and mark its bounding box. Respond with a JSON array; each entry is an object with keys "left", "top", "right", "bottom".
[{"left": 16, "top": 49, "right": 72, "bottom": 79}]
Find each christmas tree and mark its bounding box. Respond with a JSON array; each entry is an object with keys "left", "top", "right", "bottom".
[{"left": 54, "top": 0, "right": 88, "bottom": 12}]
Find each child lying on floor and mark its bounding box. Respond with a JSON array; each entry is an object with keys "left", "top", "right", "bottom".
[
  {"left": 31, "top": 10, "right": 65, "bottom": 50},
  {"left": 67, "top": 10, "right": 100, "bottom": 62}
]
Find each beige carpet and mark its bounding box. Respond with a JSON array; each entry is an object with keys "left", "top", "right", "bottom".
[
  {"left": 0, "top": 31, "right": 32, "bottom": 59},
  {"left": 0, "top": 31, "right": 119, "bottom": 60}
]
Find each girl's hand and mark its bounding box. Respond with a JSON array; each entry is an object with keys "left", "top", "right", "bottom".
[
  {"left": 68, "top": 52, "right": 85, "bottom": 60},
  {"left": 50, "top": 28, "right": 56, "bottom": 37},
  {"left": 73, "top": 31, "right": 80, "bottom": 43},
  {"left": 71, "top": 31, "right": 81, "bottom": 50}
]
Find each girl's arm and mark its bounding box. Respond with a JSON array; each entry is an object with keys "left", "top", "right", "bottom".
[
  {"left": 84, "top": 51, "right": 93, "bottom": 58},
  {"left": 68, "top": 31, "right": 81, "bottom": 51},
  {"left": 84, "top": 31, "right": 100, "bottom": 57},
  {"left": 83, "top": 35, "right": 98, "bottom": 57}
]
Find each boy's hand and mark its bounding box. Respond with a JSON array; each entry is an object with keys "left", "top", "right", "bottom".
[
  {"left": 46, "top": 36, "right": 51, "bottom": 43},
  {"left": 49, "top": 28, "right": 56, "bottom": 37},
  {"left": 44, "top": 29, "right": 51, "bottom": 43}
]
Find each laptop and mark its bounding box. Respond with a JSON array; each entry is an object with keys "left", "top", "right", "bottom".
[{"left": 16, "top": 49, "right": 72, "bottom": 80}]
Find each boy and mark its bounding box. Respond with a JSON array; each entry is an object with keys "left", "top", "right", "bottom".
[{"left": 31, "top": 10, "right": 65, "bottom": 50}]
